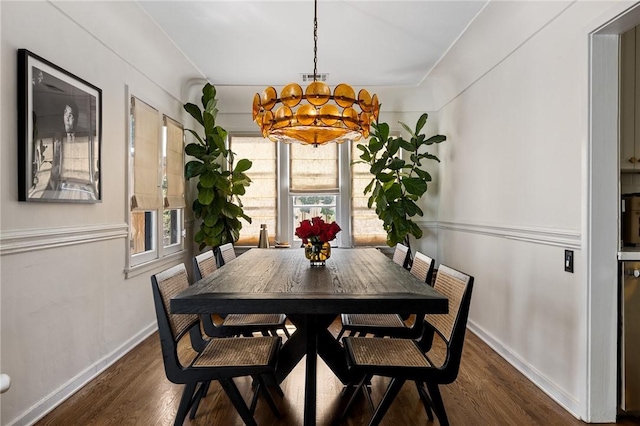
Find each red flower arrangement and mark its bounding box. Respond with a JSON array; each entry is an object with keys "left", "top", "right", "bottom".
[{"left": 295, "top": 216, "right": 341, "bottom": 244}]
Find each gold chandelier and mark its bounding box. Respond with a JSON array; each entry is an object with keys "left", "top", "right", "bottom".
[{"left": 252, "top": 0, "right": 380, "bottom": 146}]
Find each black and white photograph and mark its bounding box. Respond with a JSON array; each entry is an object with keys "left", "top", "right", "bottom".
[{"left": 18, "top": 49, "right": 101, "bottom": 202}]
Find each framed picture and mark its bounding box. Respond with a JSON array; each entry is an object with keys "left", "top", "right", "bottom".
[{"left": 18, "top": 49, "right": 102, "bottom": 202}]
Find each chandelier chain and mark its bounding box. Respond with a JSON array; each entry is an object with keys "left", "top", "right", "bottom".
[{"left": 313, "top": 0, "right": 318, "bottom": 82}]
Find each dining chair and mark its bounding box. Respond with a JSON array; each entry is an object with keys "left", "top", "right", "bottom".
[
  {"left": 218, "top": 242, "right": 237, "bottom": 267},
  {"left": 151, "top": 263, "right": 283, "bottom": 426},
  {"left": 341, "top": 264, "right": 474, "bottom": 426},
  {"left": 192, "top": 250, "right": 290, "bottom": 338},
  {"left": 391, "top": 242, "right": 410, "bottom": 269},
  {"left": 335, "top": 251, "right": 435, "bottom": 341}
]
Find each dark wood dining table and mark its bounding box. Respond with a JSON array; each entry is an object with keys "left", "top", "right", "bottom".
[{"left": 171, "top": 247, "right": 448, "bottom": 425}]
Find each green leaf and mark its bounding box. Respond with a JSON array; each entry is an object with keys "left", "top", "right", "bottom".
[
  {"left": 185, "top": 160, "right": 204, "bottom": 179},
  {"left": 359, "top": 151, "right": 372, "bottom": 162},
  {"left": 398, "top": 138, "right": 414, "bottom": 151},
  {"left": 424, "top": 135, "right": 446, "bottom": 145},
  {"left": 199, "top": 170, "right": 217, "bottom": 188},
  {"left": 399, "top": 121, "right": 414, "bottom": 137},
  {"left": 414, "top": 168, "right": 432, "bottom": 182},
  {"left": 419, "top": 152, "right": 441, "bottom": 163},
  {"left": 363, "top": 178, "right": 375, "bottom": 195},
  {"left": 402, "top": 199, "right": 423, "bottom": 217},
  {"left": 221, "top": 202, "right": 242, "bottom": 218},
  {"left": 376, "top": 172, "right": 395, "bottom": 183},
  {"left": 185, "top": 129, "right": 204, "bottom": 145},
  {"left": 356, "top": 143, "right": 368, "bottom": 152},
  {"left": 198, "top": 187, "right": 214, "bottom": 205},
  {"left": 388, "top": 157, "right": 405, "bottom": 170},
  {"left": 388, "top": 138, "right": 400, "bottom": 156},
  {"left": 202, "top": 83, "right": 216, "bottom": 105},
  {"left": 415, "top": 113, "right": 428, "bottom": 134},
  {"left": 185, "top": 143, "right": 206, "bottom": 158},
  {"left": 234, "top": 158, "right": 252, "bottom": 173},
  {"left": 369, "top": 138, "right": 384, "bottom": 154},
  {"left": 388, "top": 201, "right": 405, "bottom": 217},
  {"left": 232, "top": 184, "right": 246, "bottom": 195},
  {"left": 203, "top": 111, "right": 215, "bottom": 140},
  {"left": 402, "top": 177, "right": 428, "bottom": 196},
  {"left": 370, "top": 158, "right": 387, "bottom": 175},
  {"left": 377, "top": 122, "right": 390, "bottom": 142},
  {"left": 205, "top": 98, "right": 218, "bottom": 114},
  {"left": 384, "top": 183, "right": 402, "bottom": 200},
  {"left": 184, "top": 103, "right": 203, "bottom": 125},
  {"left": 408, "top": 220, "right": 423, "bottom": 239}
]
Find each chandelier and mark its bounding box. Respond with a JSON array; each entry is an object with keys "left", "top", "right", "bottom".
[{"left": 252, "top": 0, "right": 380, "bottom": 146}]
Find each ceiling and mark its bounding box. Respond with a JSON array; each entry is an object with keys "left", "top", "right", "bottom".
[{"left": 137, "top": 1, "right": 487, "bottom": 89}]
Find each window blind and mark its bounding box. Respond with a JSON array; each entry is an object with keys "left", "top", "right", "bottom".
[
  {"left": 351, "top": 141, "right": 387, "bottom": 246},
  {"left": 130, "top": 97, "right": 161, "bottom": 211},
  {"left": 229, "top": 136, "right": 277, "bottom": 246},
  {"left": 163, "top": 116, "right": 185, "bottom": 209},
  {"left": 290, "top": 143, "right": 339, "bottom": 192}
]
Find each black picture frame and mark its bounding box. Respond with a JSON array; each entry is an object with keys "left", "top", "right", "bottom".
[{"left": 18, "top": 49, "right": 102, "bottom": 203}]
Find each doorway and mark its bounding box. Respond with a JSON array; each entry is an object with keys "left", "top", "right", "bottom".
[{"left": 588, "top": 2, "right": 640, "bottom": 422}]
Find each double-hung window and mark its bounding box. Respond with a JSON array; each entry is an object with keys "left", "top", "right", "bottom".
[
  {"left": 290, "top": 143, "right": 342, "bottom": 246},
  {"left": 129, "top": 96, "right": 185, "bottom": 267}
]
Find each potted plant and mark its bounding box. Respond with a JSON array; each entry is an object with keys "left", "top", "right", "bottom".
[
  {"left": 183, "top": 83, "right": 252, "bottom": 251},
  {"left": 354, "top": 113, "right": 445, "bottom": 262}
]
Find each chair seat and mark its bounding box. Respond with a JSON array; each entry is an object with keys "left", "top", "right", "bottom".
[
  {"left": 345, "top": 337, "right": 432, "bottom": 368},
  {"left": 342, "top": 313, "right": 405, "bottom": 328},
  {"left": 193, "top": 336, "right": 279, "bottom": 368},
  {"left": 222, "top": 314, "right": 287, "bottom": 327}
]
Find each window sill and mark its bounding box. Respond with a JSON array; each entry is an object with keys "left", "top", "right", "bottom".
[{"left": 125, "top": 250, "right": 185, "bottom": 279}]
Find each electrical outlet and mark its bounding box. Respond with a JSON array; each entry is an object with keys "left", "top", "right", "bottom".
[{"left": 565, "top": 250, "right": 574, "bottom": 273}]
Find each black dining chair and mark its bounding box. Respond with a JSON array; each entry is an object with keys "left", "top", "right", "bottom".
[
  {"left": 391, "top": 242, "right": 410, "bottom": 269},
  {"left": 192, "top": 250, "right": 290, "bottom": 338},
  {"left": 151, "top": 263, "right": 283, "bottom": 426},
  {"left": 336, "top": 251, "right": 435, "bottom": 341},
  {"left": 218, "top": 242, "right": 237, "bottom": 266},
  {"left": 341, "top": 264, "right": 474, "bottom": 426}
]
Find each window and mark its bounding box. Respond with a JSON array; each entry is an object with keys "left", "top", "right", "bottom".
[
  {"left": 129, "top": 96, "right": 184, "bottom": 267},
  {"left": 228, "top": 135, "right": 389, "bottom": 247},
  {"left": 351, "top": 141, "right": 387, "bottom": 246},
  {"left": 229, "top": 136, "right": 277, "bottom": 246}
]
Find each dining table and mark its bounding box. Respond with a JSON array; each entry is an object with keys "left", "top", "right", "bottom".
[{"left": 170, "top": 247, "right": 448, "bottom": 426}]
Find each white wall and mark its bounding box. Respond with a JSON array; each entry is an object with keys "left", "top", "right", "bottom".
[
  {"left": 430, "top": 1, "right": 632, "bottom": 421},
  {"left": 0, "top": 2, "right": 202, "bottom": 425}
]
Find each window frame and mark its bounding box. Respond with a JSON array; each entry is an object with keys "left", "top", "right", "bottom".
[{"left": 127, "top": 94, "right": 185, "bottom": 269}]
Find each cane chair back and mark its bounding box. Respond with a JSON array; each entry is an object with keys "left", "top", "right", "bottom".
[{"left": 219, "top": 243, "right": 237, "bottom": 266}]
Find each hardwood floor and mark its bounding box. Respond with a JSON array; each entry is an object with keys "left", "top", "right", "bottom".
[{"left": 37, "top": 320, "right": 640, "bottom": 426}]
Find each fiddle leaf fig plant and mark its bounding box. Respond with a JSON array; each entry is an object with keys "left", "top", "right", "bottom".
[
  {"left": 184, "top": 83, "right": 252, "bottom": 250},
  {"left": 354, "top": 113, "right": 445, "bottom": 247}
]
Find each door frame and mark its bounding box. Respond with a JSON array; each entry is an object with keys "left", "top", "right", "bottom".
[{"left": 587, "top": 3, "right": 640, "bottom": 421}]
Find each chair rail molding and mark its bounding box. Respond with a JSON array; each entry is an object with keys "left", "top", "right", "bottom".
[
  {"left": 0, "top": 223, "right": 129, "bottom": 256},
  {"left": 434, "top": 220, "right": 581, "bottom": 250}
]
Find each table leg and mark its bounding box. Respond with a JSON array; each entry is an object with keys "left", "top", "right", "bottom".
[{"left": 304, "top": 314, "right": 317, "bottom": 426}]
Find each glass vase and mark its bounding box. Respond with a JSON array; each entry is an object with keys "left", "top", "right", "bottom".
[{"left": 304, "top": 241, "right": 331, "bottom": 266}]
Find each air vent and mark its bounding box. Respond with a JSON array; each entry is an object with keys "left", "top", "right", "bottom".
[{"left": 301, "top": 73, "right": 328, "bottom": 82}]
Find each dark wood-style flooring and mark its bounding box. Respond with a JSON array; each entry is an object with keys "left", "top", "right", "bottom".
[{"left": 37, "top": 320, "right": 640, "bottom": 425}]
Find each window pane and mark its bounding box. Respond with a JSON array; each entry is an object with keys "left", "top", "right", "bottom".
[
  {"left": 130, "top": 210, "right": 155, "bottom": 255},
  {"left": 351, "top": 142, "right": 387, "bottom": 245},
  {"left": 290, "top": 143, "right": 338, "bottom": 191},
  {"left": 229, "top": 136, "right": 277, "bottom": 246},
  {"left": 293, "top": 195, "right": 337, "bottom": 242},
  {"left": 163, "top": 209, "right": 181, "bottom": 248}
]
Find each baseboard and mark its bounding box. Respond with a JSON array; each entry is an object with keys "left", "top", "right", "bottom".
[
  {"left": 7, "top": 322, "right": 157, "bottom": 426},
  {"left": 467, "top": 320, "right": 583, "bottom": 420}
]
